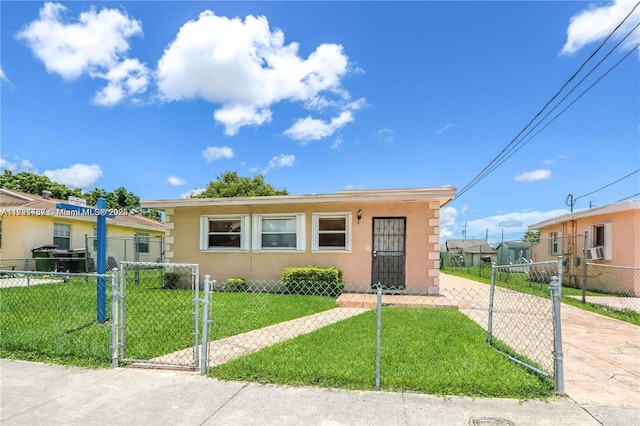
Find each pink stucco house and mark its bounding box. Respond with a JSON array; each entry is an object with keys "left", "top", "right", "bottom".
[
  {"left": 528, "top": 200, "right": 640, "bottom": 295},
  {"left": 142, "top": 187, "right": 456, "bottom": 294}
]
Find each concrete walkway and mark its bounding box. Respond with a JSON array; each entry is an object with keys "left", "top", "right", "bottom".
[
  {"left": 150, "top": 308, "right": 369, "bottom": 367},
  {"left": 3, "top": 359, "right": 638, "bottom": 426},
  {"left": 440, "top": 273, "right": 640, "bottom": 410}
]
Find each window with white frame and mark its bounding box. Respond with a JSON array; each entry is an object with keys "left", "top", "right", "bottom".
[
  {"left": 53, "top": 223, "right": 71, "bottom": 250},
  {"left": 312, "top": 213, "right": 351, "bottom": 252},
  {"left": 200, "top": 215, "right": 249, "bottom": 251},
  {"left": 548, "top": 231, "right": 562, "bottom": 255},
  {"left": 252, "top": 214, "right": 305, "bottom": 251},
  {"left": 588, "top": 223, "right": 611, "bottom": 260}
]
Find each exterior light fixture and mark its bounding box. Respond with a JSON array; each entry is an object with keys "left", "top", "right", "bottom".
[{"left": 357, "top": 209, "right": 362, "bottom": 224}]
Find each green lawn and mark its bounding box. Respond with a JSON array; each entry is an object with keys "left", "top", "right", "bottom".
[
  {"left": 0, "top": 277, "right": 338, "bottom": 366},
  {"left": 209, "top": 308, "right": 554, "bottom": 399},
  {"left": 444, "top": 267, "right": 640, "bottom": 326},
  {"left": 0, "top": 279, "right": 112, "bottom": 367}
]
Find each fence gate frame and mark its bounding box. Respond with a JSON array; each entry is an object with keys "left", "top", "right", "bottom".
[
  {"left": 488, "top": 257, "right": 564, "bottom": 394},
  {"left": 111, "top": 262, "right": 202, "bottom": 370}
]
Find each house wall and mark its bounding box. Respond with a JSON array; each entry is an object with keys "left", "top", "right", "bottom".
[
  {"left": 531, "top": 208, "right": 640, "bottom": 294},
  {"left": 164, "top": 200, "right": 442, "bottom": 292},
  {"left": 1, "top": 215, "right": 164, "bottom": 261}
]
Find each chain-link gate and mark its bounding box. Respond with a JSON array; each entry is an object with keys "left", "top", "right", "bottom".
[
  {"left": 111, "top": 262, "right": 202, "bottom": 369},
  {"left": 488, "top": 259, "right": 564, "bottom": 393}
]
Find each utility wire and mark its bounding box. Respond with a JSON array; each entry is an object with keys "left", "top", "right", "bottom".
[
  {"left": 575, "top": 169, "right": 640, "bottom": 202},
  {"left": 615, "top": 193, "right": 640, "bottom": 202},
  {"left": 480, "top": 41, "right": 639, "bottom": 177},
  {"left": 454, "top": 3, "right": 640, "bottom": 200}
]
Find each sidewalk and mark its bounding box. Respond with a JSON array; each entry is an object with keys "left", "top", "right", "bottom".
[{"left": 2, "top": 359, "right": 636, "bottom": 426}]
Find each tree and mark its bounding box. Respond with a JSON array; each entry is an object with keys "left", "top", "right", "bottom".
[
  {"left": 521, "top": 230, "right": 540, "bottom": 244},
  {"left": 0, "top": 170, "right": 161, "bottom": 220},
  {"left": 0, "top": 170, "right": 82, "bottom": 200},
  {"left": 193, "top": 171, "right": 288, "bottom": 198}
]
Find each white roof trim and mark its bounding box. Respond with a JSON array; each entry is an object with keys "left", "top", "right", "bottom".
[
  {"left": 528, "top": 200, "right": 640, "bottom": 229},
  {"left": 141, "top": 187, "right": 457, "bottom": 209},
  {"left": 0, "top": 188, "right": 35, "bottom": 201}
]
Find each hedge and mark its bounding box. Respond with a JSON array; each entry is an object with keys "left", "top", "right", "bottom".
[{"left": 281, "top": 266, "right": 344, "bottom": 297}]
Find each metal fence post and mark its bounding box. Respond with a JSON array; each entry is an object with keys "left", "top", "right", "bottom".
[
  {"left": 550, "top": 274, "right": 565, "bottom": 395},
  {"left": 487, "top": 265, "right": 496, "bottom": 344},
  {"left": 582, "top": 231, "right": 588, "bottom": 304},
  {"left": 200, "top": 276, "right": 213, "bottom": 375},
  {"left": 193, "top": 267, "right": 200, "bottom": 368},
  {"left": 111, "top": 268, "right": 119, "bottom": 368},
  {"left": 375, "top": 282, "right": 382, "bottom": 391},
  {"left": 119, "top": 265, "right": 126, "bottom": 360}
]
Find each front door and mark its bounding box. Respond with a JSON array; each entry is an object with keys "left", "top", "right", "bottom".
[{"left": 371, "top": 217, "right": 406, "bottom": 289}]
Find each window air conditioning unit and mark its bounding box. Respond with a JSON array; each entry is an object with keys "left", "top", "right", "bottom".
[{"left": 588, "top": 246, "right": 605, "bottom": 260}]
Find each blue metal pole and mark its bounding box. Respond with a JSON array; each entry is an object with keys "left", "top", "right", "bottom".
[{"left": 96, "top": 198, "right": 107, "bottom": 323}]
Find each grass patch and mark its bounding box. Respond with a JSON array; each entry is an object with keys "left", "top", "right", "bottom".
[
  {"left": 444, "top": 268, "right": 640, "bottom": 326},
  {"left": 0, "top": 279, "right": 112, "bottom": 366},
  {"left": 0, "top": 277, "right": 338, "bottom": 367},
  {"left": 209, "top": 308, "right": 553, "bottom": 399}
]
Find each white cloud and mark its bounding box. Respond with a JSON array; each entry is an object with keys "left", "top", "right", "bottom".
[
  {"left": 543, "top": 152, "right": 570, "bottom": 165},
  {"left": 156, "top": 10, "right": 353, "bottom": 135},
  {"left": 561, "top": 0, "right": 640, "bottom": 55},
  {"left": 17, "top": 2, "right": 148, "bottom": 105},
  {"left": 0, "top": 66, "right": 8, "bottom": 82},
  {"left": 377, "top": 128, "right": 394, "bottom": 144},
  {"left": 514, "top": 169, "right": 552, "bottom": 182},
  {"left": 0, "top": 156, "right": 38, "bottom": 173},
  {"left": 213, "top": 105, "right": 272, "bottom": 136},
  {"left": 43, "top": 163, "right": 103, "bottom": 188},
  {"left": 262, "top": 154, "right": 295, "bottom": 174},
  {"left": 284, "top": 110, "right": 353, "bottom": 143},
  {"left": 202, "top": 146, "right": 234, "bottom": 162},
  {"left": 465, "top": 210, "right": 568, "bottom": 240},
  {"left": 167, "top": 175, "right": 186, "bottom": 186},
  {"left": 441, "top": 207, "right": 568, "bottom": 244},
  {"left": 439, "top": 206, "right": 460, "bottom": 241},
  {"left": 92, "top": 58, "right": 149, "bottom": 106},
  {"left": 436, "top": 122, "right": 456, "bottom": 135},
  {"left": 181, "top": 188, "right": 204, "bottom": 198},
  {"left": 331, "top": 136, "right": 344, "bottom": 150}
]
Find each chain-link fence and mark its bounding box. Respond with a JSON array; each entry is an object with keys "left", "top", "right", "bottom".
[
  {"left": 112, "top": 262, "right": 201, "bottom": 369},
  {"left": 579, "top": 263, "right": 640, "bottom": 312},
  {"left": 86, "top": 235, "right": 164, "bottom": 270},
  {"left": 1, "top": 263, "right": 561, "bottom": 395},
  {"left": 0, "top": 235, "right": 164, "bottom": 275},
  {"left": 0, "top": 270, "right": 113, "bottom": 364},
  {"left": 199, "top": 271, "right": 561, "bottom": 395}
]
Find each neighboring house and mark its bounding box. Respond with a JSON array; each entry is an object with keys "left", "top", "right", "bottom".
[
  {"left": 444, "top": 239, "right": 497, "bottom": 267},
  {"left": 528, "top": 200, "right": 640, "bottom": 294},
  {"left": 495, "top": 240, "right": 532, "bottom": 265},
  {"left": 141, "top": 187, "right": 456, "bottom": 293},
  {"left": 0, "top": 188, "right": 165, "bottom": 268}
]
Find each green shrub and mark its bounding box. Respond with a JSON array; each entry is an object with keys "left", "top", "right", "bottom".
[
  {"left": 163, "top": 272, "right": 180, "bottom": 289},
  {"left": 227, "top": 278, "right": 248, "bottom": 292},
  {"left": 281, "top": 266, "right": 344, "bottom": 297}
]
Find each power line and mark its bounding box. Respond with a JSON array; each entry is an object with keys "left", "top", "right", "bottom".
[
  {"left": 479, "top": 41, "right": 639, "bottom": 178},
  {"left": 454, "top": 3, "right": 640, "bottom": 200},
  {"left": 615, "top": 193, "right": 640, "bottom": 202},
  {"left": 575, "top": 169, "right": 640, "bottom": 202}
]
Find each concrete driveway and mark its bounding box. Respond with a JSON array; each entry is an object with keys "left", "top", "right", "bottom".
[{"left": 440, "top": 273, "right": 640, "bottom": 410}]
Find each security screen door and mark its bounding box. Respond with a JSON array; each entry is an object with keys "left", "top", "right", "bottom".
[{"left": 371, "top": 217, "right": 406, "bottom": 289}]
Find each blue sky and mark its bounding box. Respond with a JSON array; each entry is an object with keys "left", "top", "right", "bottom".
[{"left": 2, "top": 1, "right": 639, "bottom": 244}]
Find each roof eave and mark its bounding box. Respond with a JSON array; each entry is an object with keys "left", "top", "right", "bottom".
[{"left": 141, "top": 187, "right": 457, "bottom": 209}]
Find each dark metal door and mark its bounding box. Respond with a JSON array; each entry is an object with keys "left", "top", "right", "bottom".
[{"left": 371, "top": 217, "right": 406, "bottom": 289}]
